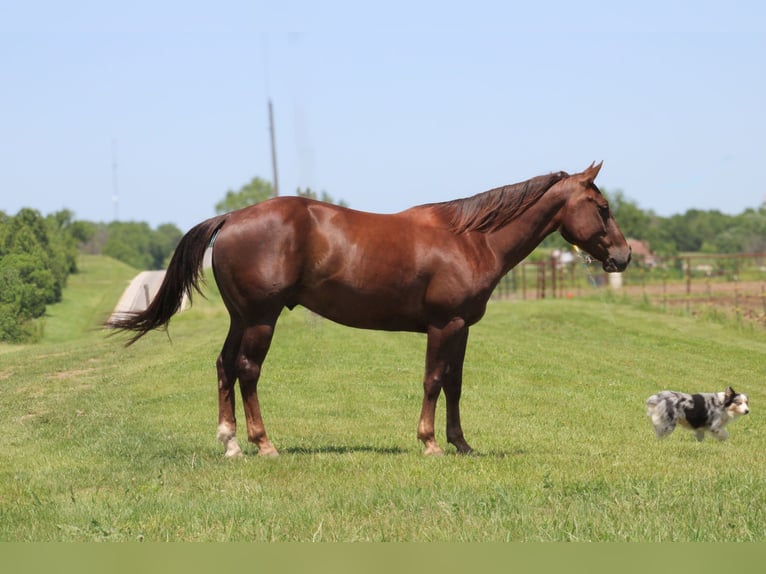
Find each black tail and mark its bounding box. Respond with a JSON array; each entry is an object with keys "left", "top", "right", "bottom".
[{"left": 106, "top": 214, "right": 228, "bottom": 345}]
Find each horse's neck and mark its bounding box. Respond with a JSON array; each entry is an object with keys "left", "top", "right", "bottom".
[{"left": 487, "top": 186, "right": 569, "bottom": 274}]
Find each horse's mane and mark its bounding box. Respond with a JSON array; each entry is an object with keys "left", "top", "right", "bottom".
[{"left": 431, "top": 171, "right": 569, "bottom": 234}]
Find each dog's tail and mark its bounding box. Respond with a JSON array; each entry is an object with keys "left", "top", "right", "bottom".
[{"left": 645, "top": 392, "right": 675, "bottom": 439}]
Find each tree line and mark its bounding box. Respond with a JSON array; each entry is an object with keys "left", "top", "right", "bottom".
[
  {"left": 0, "top": 177, "right": 343, "bottom": 343},
  {"left": 609, "top": 191, "right": 766, "bottom": 255},
  {"left": 0, "top": 209, "right": 183, "bottom": 342},
  {"left": 214, "top": 176, "right": 347, "bottom": 213},
  {"left": 1, "top": 178, "right": 763, "bottom": 342},
  {"left": 1, "top": 209, "right": 87, "bottom": 341},
  {"left": 541, "top": 190, "right": 766, "bottom": 257}
]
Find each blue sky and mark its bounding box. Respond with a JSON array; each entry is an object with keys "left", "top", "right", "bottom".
[{"left": 1, "top": 0, "right": 764, "bottom": 231}]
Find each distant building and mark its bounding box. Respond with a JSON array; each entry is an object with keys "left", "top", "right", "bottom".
[{"left": 627, "top": 239, "right": 657, "bottom": 267}]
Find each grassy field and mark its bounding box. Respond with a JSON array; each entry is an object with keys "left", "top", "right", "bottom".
[{"left": 1, "top": 255, "right": 765, "bottom": 541}]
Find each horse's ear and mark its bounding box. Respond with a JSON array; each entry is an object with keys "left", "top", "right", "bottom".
[{"left": 584, "top": 161, "right": 603, "bottom": 180}]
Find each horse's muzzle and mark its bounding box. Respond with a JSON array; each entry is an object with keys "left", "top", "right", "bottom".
[{"left": 602, "top": 250, "right": 631, "bottom": 273}]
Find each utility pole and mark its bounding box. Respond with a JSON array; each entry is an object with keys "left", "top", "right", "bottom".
[{"left": 268, "top": 99, "right": 279, "bottom": 197}]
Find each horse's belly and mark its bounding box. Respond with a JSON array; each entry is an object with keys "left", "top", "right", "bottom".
[{"left": 296, "top": 283, "right": 427, "bottom": 333}]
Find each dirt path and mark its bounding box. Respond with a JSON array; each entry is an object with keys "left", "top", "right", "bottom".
[
  {"left": 109, "top": 271, "right": 169, "bottom": 323},
  {"left": 109, "top": 249, "right": 211, "bottom": 323}
]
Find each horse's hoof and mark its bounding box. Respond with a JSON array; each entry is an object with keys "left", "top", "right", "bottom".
[
  {"left": 224, "top": 448, "right": 243, "bottom": 458},
  {"left": 257, "top": 446, "right": 280, "bottom": 457}
]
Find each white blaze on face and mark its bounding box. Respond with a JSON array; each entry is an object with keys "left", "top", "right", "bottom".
[{"left": 728, "top": 394, "right": 750, "bottom": 417}]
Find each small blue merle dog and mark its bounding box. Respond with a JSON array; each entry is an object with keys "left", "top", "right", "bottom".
[{"left": 646, "top": 386, "right": 749, "bottom": 441}]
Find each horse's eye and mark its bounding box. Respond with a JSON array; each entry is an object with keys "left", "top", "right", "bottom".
[{"left": 598, "top": 205, "right": 610, "bottom": 219}]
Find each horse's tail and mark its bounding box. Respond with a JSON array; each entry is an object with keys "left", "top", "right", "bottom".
[{"left": 106, "top": 214, "right": 228, "bottom": 345}]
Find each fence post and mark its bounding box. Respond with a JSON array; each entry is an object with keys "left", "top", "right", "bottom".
[
  {"left": 550, "top": 255, "right": 557, "bottom": 299},
  {"left": 641, "top": 265, "right": 647, "bottom": 301},
  {"left": 558, "top": 265, "right": 564, "bottom": 298},
  {"left": 685, "top": 257, "right": 692, "bottom": 314},
  {"left": 521, "top": 264, "right": 527, "bottom": 300}
]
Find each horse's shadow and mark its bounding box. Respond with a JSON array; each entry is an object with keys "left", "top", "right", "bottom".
[
  {"left": 276, "top": 445, "right": 527, "bottom": 457},
  {"left": 280, "top": 444, "right": 407, "bottom": 456}
]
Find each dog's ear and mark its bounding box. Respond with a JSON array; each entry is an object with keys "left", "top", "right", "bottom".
[{"left": 726, "top": 386, "right": 736, "bottom": 398}]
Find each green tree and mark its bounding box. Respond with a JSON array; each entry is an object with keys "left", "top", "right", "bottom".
[
  {"left": 703, "top": 207, "right": 766, "bottom": 253},
  {"left": 661, "top": 209, "right": 732, "bottom": 253},
  {"left": 2, "top": 208, "right": 50, "bottom": 253},
  {"left": 0, "top": 206, "right": 180, "bottom": 342},
  {"left": 102, "top": 221, "right": 182, "bottom": 270},
  {"left": 45, "top": 209, "right": 85, "bottom": 290},
  {"left": 215, "top": 177, "right": 274, "bottom": 214},
  {"left": 102, "top": 222, "right": 154, "bottom": 269},
  {"left": 1, "top": 209, "right": 61, "bottom": 302},
  {"left": 738, "top": 207, "right": 766, "bottom": 252},
  {"left": 296, "top": 187, "right": 349, "bottom": 207},
  {"left": 154, "top": 223, "right": 184, "bottom": 267},
  {"left": 606, "top": 190, "right": 651, "bottom": 239},
  {"left": 0, "top": 253, "right": 56, "bottom": 318},
  {"left": 0, "top": 265, "right": 32, "bottom": 342},
  {"left": 604, "top": 190, "right": 676, "bottom": 256},
  {"left": 0, "top": 208, "right": 79, "bottom": 342}
]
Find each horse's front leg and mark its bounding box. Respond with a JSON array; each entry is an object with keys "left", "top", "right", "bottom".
[
  {"left": 442, "top": 327, "right": 473, "bottom": 454},
  {"left": 417, "top": 319, "right": 472, "bottom": 455},
  {"left": 417, "top": 374, "right": 443, "bottom": 455}
]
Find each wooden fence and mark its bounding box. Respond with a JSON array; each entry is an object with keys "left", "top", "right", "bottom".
[{"left": 492, "top": 252, "right": 766, "bottom": 325}]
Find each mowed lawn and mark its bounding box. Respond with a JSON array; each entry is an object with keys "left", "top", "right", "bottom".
[{"left": 1, "top": 255, "right": 764, "bottom": 541}]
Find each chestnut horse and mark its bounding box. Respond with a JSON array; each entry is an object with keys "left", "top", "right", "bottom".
[{"left": 108, "top": 162, "right": 630, "bottom": 456}]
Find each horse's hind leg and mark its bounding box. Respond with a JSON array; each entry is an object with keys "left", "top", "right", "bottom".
[
  {"left": 237, "top": 314, "right": 280, "bottom": 456},
  {"left": 217, "top": 324, "right": 244, "bottom": 457}
]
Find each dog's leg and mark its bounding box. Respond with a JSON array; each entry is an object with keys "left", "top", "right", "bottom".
[
  {"left": 711, "top": 428, "right": 729, "bottom": 441},
  {"left": 693, "top": 429, "right": 706, "bottom": 441},
  {"left": 652, "top": 419, "right": 676, "bottom": 439}
]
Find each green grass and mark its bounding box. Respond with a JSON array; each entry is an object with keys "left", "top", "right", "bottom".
[{"left": 1, "top": 255, "right": 765, "bottom": 541}]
